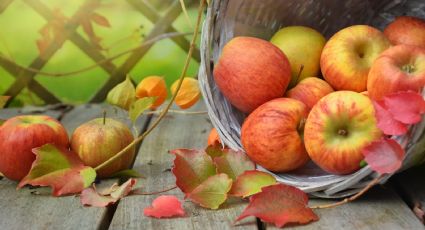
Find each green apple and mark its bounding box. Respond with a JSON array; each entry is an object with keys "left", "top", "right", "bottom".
[{"left": 271, "top": 26, "right": 326, "bottom": 87}]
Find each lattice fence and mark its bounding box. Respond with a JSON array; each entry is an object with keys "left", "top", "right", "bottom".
[{"left": 0, "top": 0, "right": 200, "bottom": 104}]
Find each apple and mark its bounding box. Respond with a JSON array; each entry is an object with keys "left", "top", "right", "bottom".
[
  {"left": 241, "top": 98, "right": 309, "bottom": 172},
  {"left": 384, "top": 16, "right": 425, "bottom": 49},
  {"left": 286, "top": 77, "right": 334, "bottom": 111},
  {"left": 304, "top": 91, "right": 382, "bottom": 175},
  {"left": 71, "top": 118, "right": 135, "bottom": 178},
  {"left": 321, "top": 25, "right": 391, "bottom": 92},
  {"left": 0, "top": 115, "right": 69, "bottom": 181},
  {"left": 367, "top": 45, "right": 425, "bottom": 100},
  {"left": 270, "top": 26, "right": 326, "bottom": 87},
  {"left": 213, "top": 36, "right": 291, "bottom": 113}
]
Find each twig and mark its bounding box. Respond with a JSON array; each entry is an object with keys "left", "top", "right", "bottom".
[
  {"left": 131, "top": 186, "right": 177, "bottom": 196},
  {"left": 0, "top": 31, "right": 194, "bottom": 77},
  {"left": 94, "top": 0, "right": 206, "bottom": 172},
  {"left": 310, "top": 174, "right": 384, "bottom": 209},
  {"left": 145, "top": 109, "right": 207, "bottom": 115}
]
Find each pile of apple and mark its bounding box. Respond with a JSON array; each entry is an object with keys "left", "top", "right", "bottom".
[
  {"left": 213, "top": 16, "right": 425, "bottom": 175},
  {"left": 0, "top": 115, "right": 135, "bottom": 181}
]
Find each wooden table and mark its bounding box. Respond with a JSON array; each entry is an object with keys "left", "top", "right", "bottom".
[{"left": 0, "top": 102, "right": 424, "bottom": 230}]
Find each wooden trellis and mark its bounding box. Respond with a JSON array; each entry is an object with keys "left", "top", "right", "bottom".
[{"left": 0, "top": 0, "right": 200, "bottom": 104}]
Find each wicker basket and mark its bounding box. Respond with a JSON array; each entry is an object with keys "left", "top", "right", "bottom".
[{"left": 199, "top": 0, "right": 425, "bottom": 198}]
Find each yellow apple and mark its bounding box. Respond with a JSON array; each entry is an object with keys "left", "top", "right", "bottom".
[{"left": 271, "top": 26, "right": 326, "bottom": 87}]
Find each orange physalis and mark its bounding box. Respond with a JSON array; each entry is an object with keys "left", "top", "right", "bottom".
[
  {"left": 171, "top": 77, "right": 201, "bottom": 109},
  {"left": 135, "top": 76, "right": 167, "bottom": 109}
]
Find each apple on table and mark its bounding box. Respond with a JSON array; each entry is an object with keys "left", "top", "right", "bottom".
[{"left": 0, "top": 115, "right": 69, "bottom": 181}]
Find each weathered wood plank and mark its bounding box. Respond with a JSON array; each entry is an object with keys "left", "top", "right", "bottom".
[
  {"left": 393, "top": 165, "right": 425, "bottom": 224},
  {"left": 0, "top": 104, "right": 150, "bottom": 230},
  {"left": 264, "top": 186, "right": 424, "bottom": 230},
  {"left": 109, "top": 102, "right": 258, "bottom": 230}
]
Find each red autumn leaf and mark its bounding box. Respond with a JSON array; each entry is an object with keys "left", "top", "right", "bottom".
[
  {"left": 373, "top": 100, "right": 408, "bottom": 135},
  {"left": 36, "top": 10, "right": 67, "bottom": 55},
  {"left": 235, "top": 184, "right": 318, "bottom": 228},
  {"left": 187, "top": 173, "right": 232, "bottom": 209},
  {"left": 18, "top": 144, "right": 96, "bottom": 196},
  {"left": 80, "top": 178, "right": 137, "bottom": 207},
  {"left": 144, "top": 195, "right": 186, "bottom": 218},
  {"left": 213, "top": 149, "right": 255, "bottom": 180},
  {"left": 230, "top": 170, "right": 277, "bottom": 198},
  {"left": 362, "top": 138, "right": 405, "bottom": 174},
  {"left": 384, "top": 91, "right": 425, "bottom": 124},
  {"left": 91, "top": 13, "right": 111, "bottom": 27},
  {"left": 170, "top": 149, "right": 216, "bottom": 194}
]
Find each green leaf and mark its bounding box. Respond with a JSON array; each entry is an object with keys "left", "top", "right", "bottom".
[
  {"left": 230, "top": 170, "right": 277, "bottom": 198},
  {"left": 213, "top": 149, "right": 255, "bottom": 180},
  {"left": 129, "top": 97, "right": 155, "bottom": 124},
  {"left": 18, "top": 144, "right": 96, "bottom": 196},
  {"left": 170, "top": 149, "right": 216, "bottom": 194},
  {"left": 110, "top": 169, "right": 143, "bottom": 179},
  {"left": 106, "top": 75, "right": 135, "bottom": 110},
  {"left": 187, "top": 173, "right": 232, "bottom": 209},
  {"left": 0, "top": 96, "right": 10, "bottom": 109},
  {"left": 205, "top": 145, "right": 225, "bottom": 158}
]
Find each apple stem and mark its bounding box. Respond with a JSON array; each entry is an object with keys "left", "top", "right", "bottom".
[
  {"left": 295, "top": 64, "right": 304, "bottom": 83},
  {"left": 338, "top": 129, "right": 348, "bottom": 136},
  {"left": 310, "top": 174, "right": 384, "bottom": 209},
  {"left": 93, "top": 0, "right": 205, "bottom": 173},
  {"left": 103, "top": 110, "right": 106, "bottom": 125}
]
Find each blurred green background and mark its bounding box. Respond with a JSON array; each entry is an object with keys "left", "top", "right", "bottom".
[{"left": 0, "top": 0, "right": 200, "bottom": 106}]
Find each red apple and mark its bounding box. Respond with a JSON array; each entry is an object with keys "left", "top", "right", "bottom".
[
  {"left": 304, "top": 91, "right": 382, "bottom": 175},
  {"left": 241, "top": 98, "right": 309, "bottom": 172},
  {"left": 0, "top": 115, "right": 69, "bottom": 181},
  {"left": 71, "top": 118, "right": 135, "bottom": 178},
  {"left": 321, "top": 25, "right": 391, "bottom": 92},
  {"left": 213, "top": 36, "right": 291, "bottom": 113},
  {"left": 384, "top": 16, "right": 425, "bottom": 49},
  {"left": 286, "top": 77, "right": 334, "bottom": 111},
  {"left": 367, "top": 45, "right": 425, "bottom": 100}
]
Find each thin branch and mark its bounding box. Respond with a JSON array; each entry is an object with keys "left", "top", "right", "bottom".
[
  {"left": 0, "top": 32, "right": 194, "bottom": 77},
  {"left": 145, "top": 109, "right": 207, "bottom": 115},
  {"left": 310, "top": 174, "right": 384, "bottom": 209},
  {"left": 94, "top": 0, "right": 206, "bottom": 172},
  {"left": 131, "top": 186, "right": 177, "bottom": 196}
]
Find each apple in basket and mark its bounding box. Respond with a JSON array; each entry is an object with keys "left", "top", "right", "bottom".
[
  {"left": 270, "top": 26, "right": 326, "bottom": 88},
  {"left": 71, "top": 118, "right": 135, "bottom": 178},
  {"left": 241, "top": 98, "right": 309, "bottom": 172},
  {"left": 286, "top": 77, "right": 334, "bottom": 112},
  {"left": 213, "top": 36, "right": 291, "bottom": 113},
  {"left": 304, "top": 91, "right": 382, "bottom": 175},
  {"left": 384, "top": 16, "right": 425, "bottom": 49},
  {"left": 321, "top": 25, "right": 391, "bottom": 92},
  {"left": 367, "top": 45, "right": 425, "bottom": 100},
  {"left": 0, "top": 115, "right": 69, "bottom": 181}
]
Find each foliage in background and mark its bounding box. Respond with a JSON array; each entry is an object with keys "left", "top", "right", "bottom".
[{"left": 0, "top": 0, "right": 200, "bottom": 106}]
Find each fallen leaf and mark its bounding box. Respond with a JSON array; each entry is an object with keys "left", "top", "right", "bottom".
[
  {"left": 384, "top": 91, "right": 425, "bottom": 124},
  {"left": 171, "top": 77, "right": 201, "bottom": 109},
  {"left": 230, "top": 170, "right": 277, "bottom": 198},
  {"left": 91, "top": 13, "right": 111, "bottom": 27},
  {"left": 170, "top": 149, "right": 216, "bottom": 194},
  {"left": 235, "top": 184, "right": 318, "bottom": 228},
  {"left": 81, "top": 187, "right": 116, "bottom": 207},
  {"left": 0, "top": 96, "right": 10, "bottom": 108},
  {"left": 144, "top": 195, "right": 186, "bottom": 218},
  {"left": 80, "top": 178, "right": 137, "bottom": 207},
  {"left": 362, "top": 138, "right": 405, "bottom": 174},
  {"left": 129, "top": 97, "right": 155, "bottom": 124},
  {"left": 187, "top": 173, "right": 232, "bottom": 209},
  {"left": 135, "top": 76, "right": 167, "bottom": 109},
  {"left": 110, "top": 169, "right": 143, "bottom": 179},
  {"left": 106, "top": 75, "right": 136, "bottom": 110},
  {"left": 213, "top": 149, "right": 255, "bottom": 180},
  {"left": 18, "top": 144, "right": 96, "bottom": 196}
]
